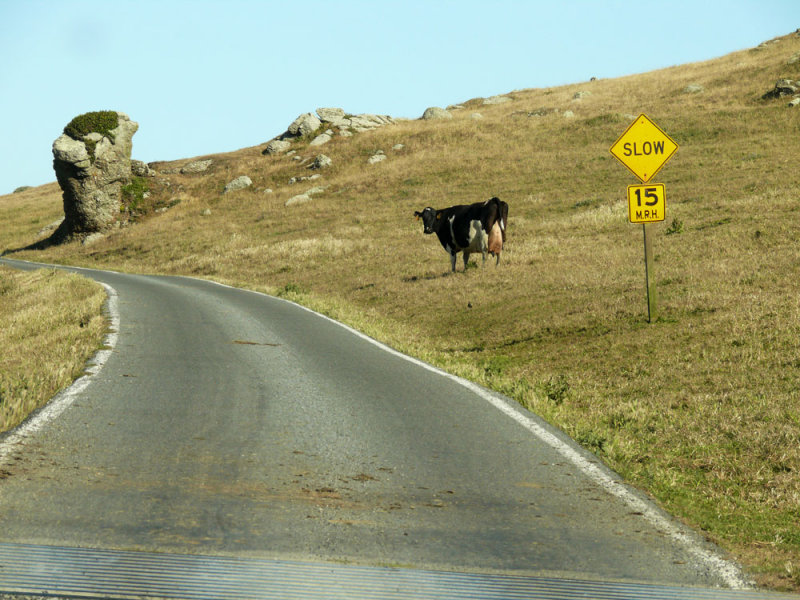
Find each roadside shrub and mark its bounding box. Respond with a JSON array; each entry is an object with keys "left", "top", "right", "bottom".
[
  {"left": 576, "top": 429, "right": 607, "bottom": 453},
  {"left": 121, "top": 177, "right": 149, "bottom": 219},
  {"left": 543, "top": 374, "right": 570, "bottom": 405},
  {"left": 665, "top": 217, "right": 684, "bottom": 235},
  {"left": 482, "top": 355, "right": 513, "bottom": 378},
  {"left": 277, "top": 283, "right": 308, "bottom": 298}
]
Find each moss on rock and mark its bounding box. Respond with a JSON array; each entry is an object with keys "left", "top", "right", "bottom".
[
  {"left": 62, "top": 111, "right": 119, "bottom": 165},
  {"left": 63, "top": 111, "right": 119, "bottom": 141}
]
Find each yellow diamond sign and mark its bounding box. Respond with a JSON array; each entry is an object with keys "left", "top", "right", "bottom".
[{"left": 610, "top": 114, "right": 678, "bottom": 183}]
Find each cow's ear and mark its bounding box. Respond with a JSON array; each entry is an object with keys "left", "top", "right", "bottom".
[{"left": 414, "top": 211, "right": 421, "bottom": 219}]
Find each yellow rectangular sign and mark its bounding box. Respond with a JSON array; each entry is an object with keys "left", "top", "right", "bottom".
[
  {"left": 627, "top": 183, "right": 666, "bottom": 223},
  {"left": 610, "top": 114, "right": 678, "bottom": 183}
]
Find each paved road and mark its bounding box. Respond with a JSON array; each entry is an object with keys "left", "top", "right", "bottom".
[{"left": 0, "top": 258, "right": 746, "bottom": 588}]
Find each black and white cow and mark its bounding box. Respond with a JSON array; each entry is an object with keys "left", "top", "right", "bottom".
[{"left": 414, "top": 197, "right": 508, "bottom": 272}]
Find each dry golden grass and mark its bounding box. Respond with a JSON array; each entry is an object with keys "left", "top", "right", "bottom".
[
  {"left": 2, "top": 31, "right": 800, "bottom": 589},
  {"left": 0, "top": 266, "right": 107, "bottom": 432}
]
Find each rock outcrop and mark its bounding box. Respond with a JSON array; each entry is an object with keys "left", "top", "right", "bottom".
[
  {"left": 310, "top": 154, "right": 332, "bottom": 169},
  {"left": 131, "top": 160, "right": 156, "bottom": 177},
  {"left": 309, "top": 131, "right": 333, "bottom": 146},
  {"left": 263, "top": 139, "right": 292, "bottom": 155},
  {"left": 763, "top": 79, "right": 799, "bottom": 99},
  {"left": 263, "top": 108, "right": 395, "bottom": 155},
  {"left": 482, "top": 95, "right": 511, "bottom": 105},
  {"left": 49, "top": 111, "right": 138, "bottom": 244},
  {"left": 421, "top": 107, "right": 452, "bottom": 120},
  {"left": 180, "top": 159, "right": 213, "bottom": 174},
  {"left": 287, "top": 113, "right": 322, "bottom": 137}
]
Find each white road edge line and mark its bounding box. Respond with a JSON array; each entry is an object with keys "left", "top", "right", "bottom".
[{"left": 0, "top": 281, "right": 119, "bottom": 466}]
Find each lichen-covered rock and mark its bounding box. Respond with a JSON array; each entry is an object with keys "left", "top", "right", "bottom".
[
  {"left": 310, "top": 154, "right": 332, "bottom": 169},
  {"left": 482, "top": 95, "right": 511, "bottom": 105},
  {"left": 285, "top": 193, "right": 311, "bottom": 206},
  {"left": 368, "top": 151, "right": 386, "bottom": 164},
  {"left": 180, "top": 159, "right": 213, "bottom": 174},
  {"left": 316, "top": 107, "right": 346, "bottom": 122},
  {"left": 287, "top": 113, "right": 322, "bottom": 137},
  {"left": 131, "top": 160, "right": 156, "bottom": 177},
  {"left": 421, "top": 107, "right": 452, "bottom": 120},
  {"left": 50, "top": 111, "right": 138, "bottom": 244},
  {"left": 309, "top": 132, "right": 332, "bottom": 146},
  {"left": 683, "top": 84, "right": 704, "bottom": 94},
  {"left": 263, "top": 139, "right": 292, "bottom": 155},
  {"left": 349, "top": 114, "right": 393, "bottom": 130},
  {"left": 223, "top": 175, "right": 252, "bottom": 193}
]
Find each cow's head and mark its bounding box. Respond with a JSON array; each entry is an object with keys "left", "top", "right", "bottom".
[{"left": 414, "top": 207, "right": 439, "bottom": 234}]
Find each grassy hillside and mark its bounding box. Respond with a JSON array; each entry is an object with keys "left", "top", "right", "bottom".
[{"left": 2, "top": 31, "right": 800, "bottom": 590}]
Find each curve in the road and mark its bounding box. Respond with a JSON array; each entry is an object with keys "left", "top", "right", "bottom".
[{"left": 0, "top": 258, "right": 751, "bottom": 590}]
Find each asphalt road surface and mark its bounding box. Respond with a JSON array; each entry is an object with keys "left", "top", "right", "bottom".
[{"left": 0, "top": 258, "right": 749, "bottom": 591}]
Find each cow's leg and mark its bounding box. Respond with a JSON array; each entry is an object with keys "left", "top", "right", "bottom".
[
  {"left": 462, "top": 252, "right": 470, "bottom": 271},
  {"left": 450, "top": 251, "right": 457, "bottom": 272}
]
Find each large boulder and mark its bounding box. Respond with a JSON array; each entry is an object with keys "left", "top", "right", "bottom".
[
  {"left": 223, "top": 175, "right": 252, "bottom": 193},
  {"left": 180, "top": 159, "right": 213, "bottom": 174},
  {"left": 316, "top": 107, "right": 346, "bottom": 122},
  {"left": 421, "top": 106, "right": 452, "bottom": 120},
  {"left": 262, "top": 139, "right": 292, "bottom": 155},
  {"left": 349, "top": 113, "right": 393, "bottom": 132},
  {"left": 309, "top": 131, "right": 333, "bottom": 146},
  {"left": 50, "top": 111, "right": 138, "bottom": 243},
  {"left": 287, "top": 112, "right": 322, "bottom": 137}
]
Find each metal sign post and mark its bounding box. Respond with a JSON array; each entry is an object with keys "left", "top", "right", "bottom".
[
  {"left": 642, "top": 223, "right": 656, "bottom": 322},
  {"left": 610, "top": 114, "right": 678, "bottom": 323}
]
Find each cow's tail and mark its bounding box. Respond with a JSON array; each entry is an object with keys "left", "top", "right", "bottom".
[
  {"left": 485, "top": 197, "right": 508, "bottom": 262},
  {"left": 485, "top": 197, "right": 508, "bottom": 240},
  {"left": 498, "top": 198, "right": 508, "bottom": 242}
]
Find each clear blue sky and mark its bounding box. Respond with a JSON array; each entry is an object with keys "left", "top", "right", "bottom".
[{"left": 1, "top": 0, "right": 797, "bottom": 193}]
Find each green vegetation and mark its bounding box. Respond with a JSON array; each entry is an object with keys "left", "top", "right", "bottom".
[
  {"left": 276, "top": 282, "right": 308, "bottom": 298},
  {"left": 63, "top": 111, "right": 119, "bottom": 163},
  {"left": 63, "top": 110, "right": 119, "bottom": 141},
  {"left": 2, "top": 31, "right": 799, "bottom": 591},
  {"left": 664, "top": 217, "right": 684, "bottom": 235},
  {"left": 121, "top": 176, "right": 150, "bottom": 219}
]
